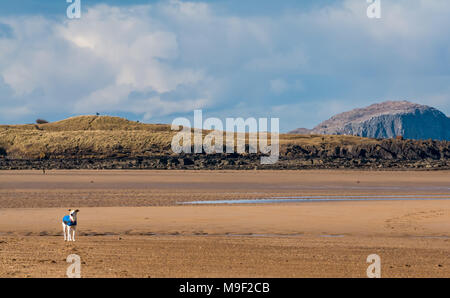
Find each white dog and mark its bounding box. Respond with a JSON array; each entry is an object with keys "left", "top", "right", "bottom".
[{"left": 62, "top": 209, "right": 79, "bottom": 241}]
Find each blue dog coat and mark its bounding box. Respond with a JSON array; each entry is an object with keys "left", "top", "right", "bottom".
[{"left": 63, "top": 215, "right": 77, "bottom": 226}]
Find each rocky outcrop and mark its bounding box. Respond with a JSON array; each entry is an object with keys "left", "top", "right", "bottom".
[
  {"left": 290, "top": 101, "right": 450, "bottom": 141},
  {"left": 1, "top": 138, "right": 448, "bottom": 170}
]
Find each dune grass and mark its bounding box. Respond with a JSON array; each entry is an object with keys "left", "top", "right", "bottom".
[{"left": 0, "top": 115, "right": 378, "bottom": 159}]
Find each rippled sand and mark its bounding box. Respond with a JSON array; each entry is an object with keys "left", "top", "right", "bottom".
[{"left": 0, "top": 170, "right": 449, "bottom": 277}]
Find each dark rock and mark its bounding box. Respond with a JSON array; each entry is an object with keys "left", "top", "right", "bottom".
[{"left": 0, "top": 137, "right": 449, "bottom": 170}]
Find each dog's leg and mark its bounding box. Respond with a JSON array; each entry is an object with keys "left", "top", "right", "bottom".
[
  {"left": 67, "top": 226, "right": 72, "bottom": 241},
  {"left": 62, "top": 223, "right": 67, "bottom": 241},
  {"left": 72, "top": 226, "right": 76, "bottom": 242}
]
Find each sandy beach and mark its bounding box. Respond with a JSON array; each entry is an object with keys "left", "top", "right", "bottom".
[{"left": 0, "top": 170, "right": 449, "bottom": 277}]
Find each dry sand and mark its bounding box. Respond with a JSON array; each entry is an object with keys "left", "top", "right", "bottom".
[{"left": 0, "top": 170, "right": 449, "bottom": 277}]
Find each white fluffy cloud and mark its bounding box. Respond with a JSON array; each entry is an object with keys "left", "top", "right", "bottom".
[
  {"left": 0, "top": 0, "right": 449, "bottom": 130},
  {"left": 0, "top": 3, "right": 214, "bottom": 121}
]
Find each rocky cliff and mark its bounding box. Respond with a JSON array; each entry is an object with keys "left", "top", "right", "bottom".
[{"left": 290, "top": 101, "right": 450, "bottom": 141}]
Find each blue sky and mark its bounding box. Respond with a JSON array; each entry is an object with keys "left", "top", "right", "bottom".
[{"left": 0, "top": 0, "right": 449, "bottom": 132}]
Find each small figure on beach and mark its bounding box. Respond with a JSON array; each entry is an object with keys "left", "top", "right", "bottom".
[{"left": 62, "top": 209, "right": 80, "bottom": 242}]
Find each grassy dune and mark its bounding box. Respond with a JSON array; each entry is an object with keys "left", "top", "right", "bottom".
[
  {"left": 0, "top": 116, "right": 176, "bottom": 159},
  {"left": 0, "top": 115, "right": 378, "bottom": 159}
]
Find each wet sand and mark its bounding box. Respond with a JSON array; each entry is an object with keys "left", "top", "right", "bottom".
[
  {"left": 0, "top": 170, "right": 449, "bottom": 277},
  {"left": 0, "top": 169, "right": 449, "bottom": 208}
]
